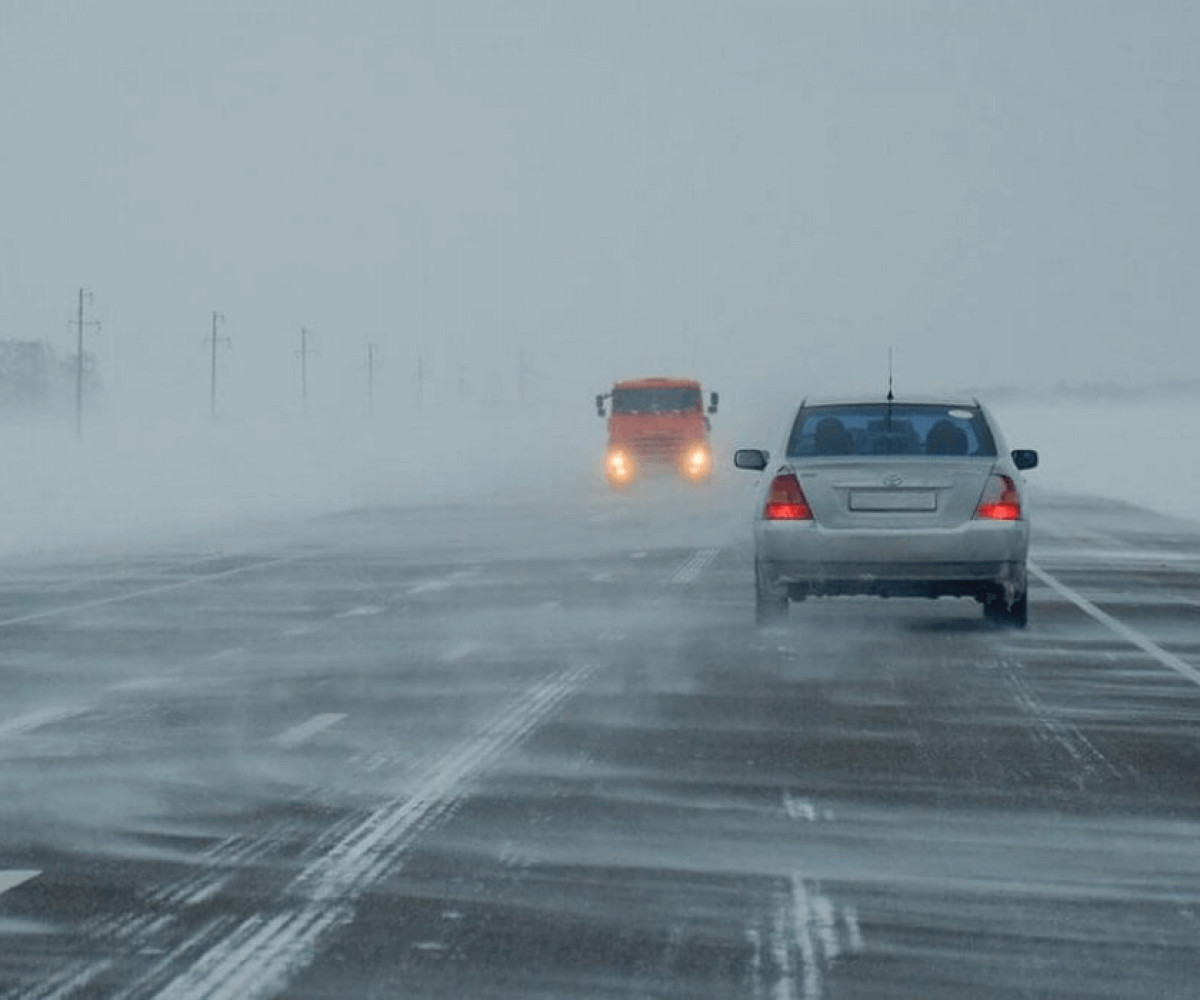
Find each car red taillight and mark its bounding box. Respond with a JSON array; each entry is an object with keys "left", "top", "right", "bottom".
[
  {"left": 974, "top": 474, "right": 1021, "bottom": 520},
  {"left": 763, "top": 472, "right": 813, "bottom": 520}
]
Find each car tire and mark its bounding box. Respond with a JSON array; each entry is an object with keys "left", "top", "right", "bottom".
[
  {"left": 755, "top": 561, "right": 788, "bottom": 625},
  {"left": 755, "top": 593, "right": 788, "bottom": 625},
  {"left": 984, "top": 588, "right": 1028, "bottom": 628}
]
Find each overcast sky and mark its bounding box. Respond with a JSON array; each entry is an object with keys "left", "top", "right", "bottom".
[{"left": 2, "top": 1, "right": 1197, "bottom": 418}]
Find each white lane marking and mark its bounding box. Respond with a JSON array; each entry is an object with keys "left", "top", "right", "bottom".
[
  {"left": 0, "top": 705, "right": 86, "bottom": 739},
  {"left": 440, "top": 639, "right": 485, "bottom": 662},
  {"left": 147, "top": 663, "right": 594, "bottom": 1000},
  {"left": 335, "top": 605, "right": 385, "bottom": 618},
  {"left": 0, "top": 557, "right": 299, "bottom": 630},
  {"left": 790, "top": 878, "right": 823, "bottom": 1000},
  {"left": 110, "top": 676, "right": 173, "bottom": 693},
  {"left": 1030, "top": 561, "right": 1200, "bottom": 688},
  {"left": 405, "top": 569, "right": 478, "bottom": 596},
  {"left": 669, "top": 547, "right": 721, "bottom": 585},
  {"left": 786, "top": 874, "right": 863, "bottom": 1000},
  {"left": 842, "top": 907, "right": 863, "bottom": 952},
  {"left": 272, "top": 714, "right": 347, "bottom": 749},
  {"left": 783, "top": 793, "right": 834, "bottom": 823},
  {"left": 766, "top": 909, "right": 799, "bottom": 1000},
  {"left": 0, "top": 870, "right": 40, "bottom": 896}
]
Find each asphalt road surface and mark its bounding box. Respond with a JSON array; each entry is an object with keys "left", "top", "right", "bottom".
[{"left": 2, "top": 480, "right": 1199, "bottom": 999}]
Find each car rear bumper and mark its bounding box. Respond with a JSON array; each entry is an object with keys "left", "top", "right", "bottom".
[{"left": 754, "top": 519, "right": 1028, "bottom": 600}]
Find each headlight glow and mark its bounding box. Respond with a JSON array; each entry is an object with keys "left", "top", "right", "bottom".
[
  {"left": 683, "top": 445, "right": 712, "bottom": 478},
  {"left": 606, "top": 448, "right": 634, "bottom": 483}
]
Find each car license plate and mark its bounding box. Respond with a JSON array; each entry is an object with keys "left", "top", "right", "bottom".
[{"left": 849, "top": 489, "right": 937, "bottom": 511}]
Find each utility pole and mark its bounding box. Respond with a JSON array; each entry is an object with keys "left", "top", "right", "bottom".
[
  {"left": 517, "top": 347, "right": 529, "bottom": 405},
  {"left": 366, "top": 341, "right": 377, "bottom": 416},
  {"left": 299, "top": 326, "right": 311, "bottom": 415},
  {"left": 209, "top": 311, "right": 228, "bottom": 422},
  {"left": 72, "top": 288, "right": 99, "bottom": 440}
]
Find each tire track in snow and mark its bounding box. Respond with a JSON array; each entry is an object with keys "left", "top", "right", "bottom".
[
  {"left": 668, "top": 547, "right": 721, "bottom": 585},
  {"left": 1002, "top": 663, "right": 1130, "bottom": 783},
  {"left": 6, "top": 665, "right": 592, "bottom": 1000},
  {"left": 140, "top": 663, "right": 594, "bottom": 1000}
]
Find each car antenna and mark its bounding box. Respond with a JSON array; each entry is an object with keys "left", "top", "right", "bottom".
[{"left": 886, "top": 347, "right": 894, "bottom": 429}]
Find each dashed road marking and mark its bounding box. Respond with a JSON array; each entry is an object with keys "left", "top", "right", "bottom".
[
  {"left": 405, "top": 569, "right": 479, "bottom": 596},
  {"left": 336, "top": 605, "right": 385, "bottom": 618},
  {"left": 1030, "top": 561, "right": 1200, "bottom": 688},
  {"left": 0, "top": 871, "right": 40, "bottom": 897},
  {"left": 0, "top": 557, "right": 299, "bottom": 630},
  {"left": 440, "top": 640, "right": 485, "bottom": 662},
  {"left": 0, "top": 705, "right": 86, "bottom": 739},
  {"left": 272, "top": 714, "right": 347, "bottom": 748},
  {"left": 783, "top": 793, "right": 834, "bottom": 823}
]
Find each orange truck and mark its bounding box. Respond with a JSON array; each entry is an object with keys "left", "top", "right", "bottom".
[{"left": 594, "top": 376, "right": 719, "bottom": 486}]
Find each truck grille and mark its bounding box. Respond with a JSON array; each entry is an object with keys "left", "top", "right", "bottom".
[{"left": 633, "top": 435, "right": 684, "bottom": 462}]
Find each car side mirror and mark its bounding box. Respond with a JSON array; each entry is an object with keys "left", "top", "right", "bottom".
[
  {"left": 595, "top": 394, "right": 606, "bottom": 417},
  {"left": 734, "top": 448, "right": 768, "bottom": 471},
  {"left": 1012, "top": 449, "right": 1038, "bottom": 471},
  {"left": 708, "top": 391, "right": 719, "bottom": 415}
]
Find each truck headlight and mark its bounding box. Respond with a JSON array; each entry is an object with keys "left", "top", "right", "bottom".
[
  {"left": 606, "top": 448, "right": 634, "bottom": 483},
  {"left": 683, "top": 445, "right": 712, "bottom": 478}
]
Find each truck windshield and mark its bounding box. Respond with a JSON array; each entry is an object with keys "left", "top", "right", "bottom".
[{"left": 611, "top": 387, "right": 701, "bottom": 414}]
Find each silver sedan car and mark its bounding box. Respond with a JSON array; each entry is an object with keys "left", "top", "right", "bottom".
[{"left": 734, "top": 396, "right": 1038, "bottom": 626}]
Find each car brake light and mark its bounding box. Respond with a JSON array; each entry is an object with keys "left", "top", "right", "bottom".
[
  {"left": 974, "top": 474, "right": 1021, "bottom": 520},
  {"left": 763, "top": 472, "right": 813, "bottom": 520}
]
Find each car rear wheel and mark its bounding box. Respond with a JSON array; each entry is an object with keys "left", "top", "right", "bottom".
[
  {"left": 984, "top": 588, "right": 1028, "bottom": 628},
  {"left": 755, "top": 561, "right": 788, "bottom": 625}
]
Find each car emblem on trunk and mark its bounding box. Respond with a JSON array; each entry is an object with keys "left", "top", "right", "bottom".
[{"left": 883, "top": 474, "right": 904, "bottom": 487}]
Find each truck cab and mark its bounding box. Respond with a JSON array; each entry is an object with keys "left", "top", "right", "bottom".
[{"left": 595, "top": 376, "right": 718, "bottom": 486}]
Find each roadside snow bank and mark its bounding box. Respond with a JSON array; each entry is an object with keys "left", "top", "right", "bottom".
[
  {"left": 0, "top": 406, "right": 599, "bottom": 559},
  {"left": 0, "top": 393, "right": 1195, "bottom": 559},
  {"left": 990, "top": 396, "right": 1200, "bottom": 528}
]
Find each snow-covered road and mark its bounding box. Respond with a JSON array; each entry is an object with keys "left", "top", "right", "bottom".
[{"left": 1, "top": 482, "right": 1199, "bottom": 997}]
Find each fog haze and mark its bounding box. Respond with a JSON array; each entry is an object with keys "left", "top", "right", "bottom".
[
  {"left": 1, "top": 2, "right": 1198, "bottom": 554},
  {"left": 4, "top": 1, "right": 1198, "bottom": 407}
]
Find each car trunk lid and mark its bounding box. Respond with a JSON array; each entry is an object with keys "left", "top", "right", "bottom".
[{"left": 793, "top": 458, "right": 994, "bottom": 529}]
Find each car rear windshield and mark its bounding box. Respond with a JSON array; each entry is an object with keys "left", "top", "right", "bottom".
[
  {"left": 787, "top": 403, "right": 997, "bottom": 458},
  {"left": 611, "top": 387, "right": 702, "bottom": 414}
]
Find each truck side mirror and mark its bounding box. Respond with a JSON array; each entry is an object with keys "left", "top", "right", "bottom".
[
  {"left": 708, "top": 392, "right": 719, "bottom": 415},
  {"left": 595, "top": 394, "right": 606, "bottom": 417}
]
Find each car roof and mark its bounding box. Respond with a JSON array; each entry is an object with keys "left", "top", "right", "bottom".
[{"left": 798, "top": 394, "right": 982, "bottom": 409}]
